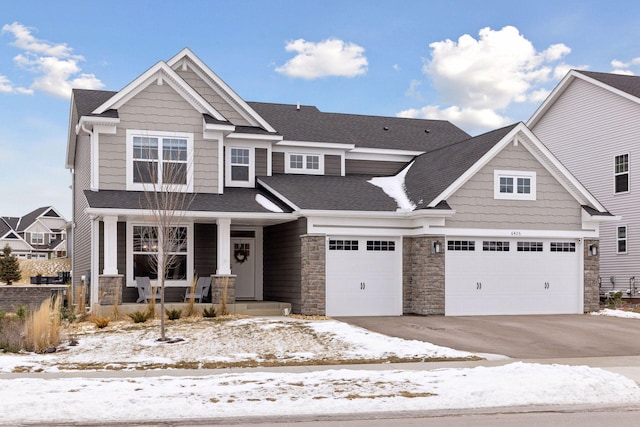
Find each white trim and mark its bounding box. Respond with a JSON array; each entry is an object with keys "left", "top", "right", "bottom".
[
  {"left": 125, "top": 129, "right": 194, "bottom": 193},
  {"left": 227, "top": 132, "right": 282, "bottom": 142},
  {"left": 92, "top": 61, "right": 226, "bottom": 121},
  {"left": 434, "top": 227, "right": 599, "bottom": 239},
  {"left": 90, "top": 217, "right": 100, "bottom": 307},
  {"left": 225, "top": 146, "right": 255, "bottom": 187},
  {"left": 617, "top": 224, "right": 628, "bottom": 254},
  {"left": 85, "top": 207, "right": 296, "bottom": 221},
  {"left": 167, "top": 48, "right": 276, "bottom": 132},
  {"left": 493, "top": 170, "right": 537, "bottom": 200},
  {"left": 126, "top": 221, "right": 194, "bottom": 287},
  {"left": 614, "top": 153, "right": 630, "bottom": 195},
  {"left": 276, "top": 140, "right": 355, "bottom": 150},
  {"left": 256, "top": 180, "right": 301, "bottom": 211},
  {"left": 285, "top": 152, "right": 324, "bottom": 175},
  {"left": 216, "top": 218, "right": 231, "bottom": 275},
  {"left": 30, "top": 232, "right": 44, "bottom": 245},
  {"left": 348, "top": 147, "right": 424, "bottom": 156},
  {"left": 102, "top": 216, "right": 118, "bottom": 275}
]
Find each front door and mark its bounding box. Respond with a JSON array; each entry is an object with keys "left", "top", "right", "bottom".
[{"left": 231, "top": 237, "right": 256, "bottom": 299}]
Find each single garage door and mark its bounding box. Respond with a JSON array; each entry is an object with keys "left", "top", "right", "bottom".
[
  {"left": 326, "top": 237, "right": 402, "bottom": 316},
  {"left": 445, "top": 238, "right": 581, "bottom": 316}
]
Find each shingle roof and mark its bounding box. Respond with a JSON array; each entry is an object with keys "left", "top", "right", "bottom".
[
  {"left": 84, "top": 189, "right": 293, "bottom": 214},
  {"left": 1, "top": 217, "right": 18, "bottom": 231},
  {"left": 578, "top": 71, "right": 640, "bottom": 99},
  {"left": 405, "top": 124, "right": 518, "bottom": 209},
  {"left": 0, "top": 218, "right": 11, "bottom": 237},
  {"left": 247, "top": 102, "right": 470, "bottom": 151},
  {"left": 17, "top": 207, "right": 50, "bottom": 232},
  {"left": 72, "top": 89, "right": 118, "bottom": 118},
  {"left": 259, "top": 174, "right": 399, "bottom": 211}
]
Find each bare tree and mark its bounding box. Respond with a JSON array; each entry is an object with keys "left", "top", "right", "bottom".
[{"left": 134, "top": 135, "right": 195, "bottom": 340}]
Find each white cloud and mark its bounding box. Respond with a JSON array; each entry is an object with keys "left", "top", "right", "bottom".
[
  {"left": 609, "top": 58, "right": 640, "bottom": 75},
  {"left": 393, "top": 64, "right": 401, "bottom": 71},
  {"left": 1, "top": 22, "right": 103, "bottom": 98},
  {"left": 0, "top": 74, "right": 12, "bottom": 93},
  {"left": 404, "top": 26, "right": 573, "bottom": 133},
  {"left": 405, "top": 79, "right": 423, "bottom": 100},
  {"left": 275, "top": 38, "right": 368, "bottom": 79}
]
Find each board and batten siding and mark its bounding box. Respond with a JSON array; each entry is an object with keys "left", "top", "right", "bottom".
[
  {"left": 444, "top": 141, "right": 583, "bottom": 230},
  {"left": 175, "top": 63, "right": 251, "bottom": 126},
  {"left": 531, "top": 77, "right": 640, "bottom": 283},
  {"left": 345, "top": 159, "right": 407, "bottom": 176},
  {"left": 98, "top": 82, "right": 219, "bottom": 194},
  {"left": 72, "top": 134, "right": 92, "bottom": 297},
  {"left": 263, "top": 219, "right": 307, "bottom": 312}
]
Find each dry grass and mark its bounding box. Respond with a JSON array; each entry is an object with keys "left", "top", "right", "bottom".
[
  {"left": 219, "top": 276, "right": 229, "bottom": 316},
  {"left": 183, "top": 276, "right": 198, "bottom": 317},
  {"left": 9, "top": 258, "right": 71, "bottom": 285},
  {"left": 0, "top": 315, "right": 26, "bottom": 352},
  {"left": 24, "top": 297, "right": 62, "bottom": 353}
]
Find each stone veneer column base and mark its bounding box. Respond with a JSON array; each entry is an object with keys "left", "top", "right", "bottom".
[
  {"left": 583, "top": 238, "right": 600, "bottom": 313},
  {"left": 211, "top": 275, "right": 236, "bottom": 305},
  {"left": 300, "top": 234, "right": 326, "bottom": 316},
  {"left": 403, "top": 235, "right": 445, "bottom": 315},
  {"left": 97, "top": 275, "right": 123, "bottom": 306}
]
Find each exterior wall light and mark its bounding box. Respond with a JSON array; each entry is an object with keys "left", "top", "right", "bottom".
[
  {"left": 589, "top": 244, "right": 598, "bottom": 256},
  {"left": 433, "top": 240, "right": 442, "bottom": 254}
]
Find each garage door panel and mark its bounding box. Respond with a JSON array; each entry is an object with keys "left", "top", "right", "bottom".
[
  {"left": 326, "top": 237, "right": 401, "bottom": 317},
  {"left": 445, "top": 238, "right": 581, "bottom": 316}
]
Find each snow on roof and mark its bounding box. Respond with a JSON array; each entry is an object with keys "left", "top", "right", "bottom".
[{"left": 368, "top": 161, "right": 416, "bottom": 212}]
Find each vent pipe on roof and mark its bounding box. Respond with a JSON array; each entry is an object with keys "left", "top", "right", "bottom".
[{"left": 296, "top": 101, "right": 300, "bottom": 110}]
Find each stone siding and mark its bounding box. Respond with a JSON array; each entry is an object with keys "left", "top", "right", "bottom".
[
  {"left": 403, "top": 235, "right": 445, "bottom": 315},
  {"left": 212, "top": 275, "right": 236, "bottom": 305},
  {"left": 300, "top": 235, "right": 326, "bottom": 315},
  {"left": 98, "top": 275, "right": 123, "bottom": 306},
  {"left": 583, "top": 238, "right": 600, "bottom": 312},
  {"left": 0, "top": 286, "right": 66, "bottom": 313}
]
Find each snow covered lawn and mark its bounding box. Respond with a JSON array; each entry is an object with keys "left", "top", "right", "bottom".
[
  {"left": 591, "top": 308, "right": 640, "bottom": 319},
  {"left": 2, "top": 316, "right": 640, "bottom": 424},
  {"left": 0, "top": 316, "right": 478, "bottom": 373}
]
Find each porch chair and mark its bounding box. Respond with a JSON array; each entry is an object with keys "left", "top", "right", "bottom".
[
  {"left": 184, "top": 276, "right": 212, "bottom": 303},
  {"left": 135, "top": 276, "right": 160, "bottom": 303}
]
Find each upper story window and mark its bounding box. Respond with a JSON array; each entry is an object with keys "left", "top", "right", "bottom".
[
  {"left": 617, "top": 225, "right": 627, "bottom": 254},
  {"left": 494, "top": 170, "right": 536, "bottom": 201},
  {"left": 31, "top": 232, "right": 44, "bottom": 245},
  {"left": 226, "top": 146, "right": 254, "bottom": 187},
  {"left": 285, "top": 153, "right": 324, "bottom": 175},
  {"left": 614, "top": 154, "right": 629, "bottom": 194},
  {"left": 127, "top": 130, "right": 193, "bottom": 192}
]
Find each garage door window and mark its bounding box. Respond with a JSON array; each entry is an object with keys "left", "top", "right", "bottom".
[
  {"left": 329, "top": 240, "right": 359, "bottom": 251},
  {"left": 366, "top": 240, "right": 395, "bottom": 251},
  {"left": 550, "top": 242, "right": 576, "bottom": 252},
  {"left": 517, "top": 241, "right": 543, "bottom": 252},
  {"left": 447, "top": 240, "right": 475, "bottom": 251},
  {"left": 483, "top": 241, "right": 510, "bottom": 251}
]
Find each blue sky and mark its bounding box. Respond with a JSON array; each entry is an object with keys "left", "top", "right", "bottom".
[{"left": 1, "top": 0, "right": 640, "bottom": 219}]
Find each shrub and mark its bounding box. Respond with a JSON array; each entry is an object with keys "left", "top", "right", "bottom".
[
  {"left": 16, "top": 305, "right": 28, "bottom": 320},
  {"left": 0, "top": 316, "right": 25, "bottom": 353},
  {"left": 202, "top": 306, "right": 217, "bottom": 318},
  {"left": 607, "top": 291, "right": 624, "bottom": 309},
  {"left": 24, "top": 297, "right": 61, "bottom": 353},
  {"left": 129, "top": 310, "right": 153, "bottom": 323},
  {"left": 59, "top": 306, "right": 76, "bottom": 322},
  {"left": 91, "top": 316, "right": 110, "bottom": 329},
  {"left": 165, "top": 308, "right": 182, "bottom": 321},
  {"left": 0, "top": 244, "right": 21, "bottom": 285}
]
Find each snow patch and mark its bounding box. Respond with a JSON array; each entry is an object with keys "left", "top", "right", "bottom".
[
  {"left": 591, "top": 308, "right": 640, "bottom": 319},
  {"left": 368, "top": 162, "right": 416, "bottom": 211},
  {"left": 255, "top": 194, "right": 284, "bottom": 212}
]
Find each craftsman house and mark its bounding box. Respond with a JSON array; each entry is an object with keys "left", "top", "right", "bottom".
[
  {"left": 1, "top": 206, "right": 67, "bottom": 259},
  {"left": 66, "top": 49, "right": 613, "bottom": 316},
  {"left": 528, "top": 71, "right": 639, "bottom": 295}
]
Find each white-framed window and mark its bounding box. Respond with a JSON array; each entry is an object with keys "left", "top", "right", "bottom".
[
  {"left": 617, "top": 225, "right": 627, "bottom": 254},
  {"left": 614, "top": 154, "right": 629, "bottom": 194},
  {"left": 494, "top": 170, "right": 536, "bottom": 200},
  {"left": 126, "top": 130, "right": 194, "bottom": 192},
  {"left": 225, "top": 146, "right": 255, "bottom": 187},
  {"left": 127, "top": 223, "right": 193, "bottom": 286},
  {"left": 447, "top": 240, "right": 475, "bottom": 251},
  {"left": 30, "top": 232, "right": 44, "bottom": 245},
  {"left": 285, "top": 153, "right": 324, "bottom": 175}
]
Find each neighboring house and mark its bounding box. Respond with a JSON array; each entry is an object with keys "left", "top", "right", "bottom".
[
  {"left": 528, "top": 70, "right": 640, "bottom": 295},
  {"left": 66, "top": 49, "right": 613, "bottom": 316},
  {"left": 0, "top": 207, "right": 68, "bottom": 259}
]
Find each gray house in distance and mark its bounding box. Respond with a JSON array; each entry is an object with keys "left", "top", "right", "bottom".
[
  {"left": 66, "top": 49, "right": 612, "bottom": 316},
  {"left": 528, "top": 70, "right": 640, "bottom": 295}
]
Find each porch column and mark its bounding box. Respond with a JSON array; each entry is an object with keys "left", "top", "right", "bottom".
[
  {"left": 216, "top": 218, "right": 231, "bottom": 275},
  {"left": 102, "top": 215, "right": 118, "bottom": 275}
]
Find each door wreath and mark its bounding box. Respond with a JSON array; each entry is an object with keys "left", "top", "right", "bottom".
[{"left": 234, "top": 247, "right": 250, "bottom": 263}]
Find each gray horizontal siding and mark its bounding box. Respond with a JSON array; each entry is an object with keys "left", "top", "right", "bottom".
[
  {"left": 256, "top": 148, "right": 268, "bottom": 176},
  {"left": 446, "top": 141, "right": 583, "bottom": 230},
  {"left": 325, "top": 155, "right": 341, "bottom": 176},
  {"left": 345, "top": 159, "right": 406, "bottom": 175},
  {"left": 263, "top": 219, "right": 307, "bottom": 312},
  {"left": 272, "top": 152, "right": 284, "bottom": 174},
  {"left": 532, "top": 77, "right": 640, "bottom": 281}
]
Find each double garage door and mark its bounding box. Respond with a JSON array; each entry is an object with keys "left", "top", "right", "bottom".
[
  {"left": 445, "top": 238, "right": 582, "bottom": 316},
  {"left": 326, "top": 237, "right": 402, "bottom": 316}
]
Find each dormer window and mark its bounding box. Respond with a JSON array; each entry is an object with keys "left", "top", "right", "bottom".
[
  {"left": 226, "top": 146, "right": 255, "bottom": 187},
  {"left": 494, "top": 170, "right": 536, "bottom": 200},
  {"left": 286, "top": 153, "right": 324, "bottom": 175}
]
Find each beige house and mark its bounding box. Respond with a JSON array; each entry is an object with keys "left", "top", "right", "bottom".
[{"left": 66, "top": 49, "right": 612, "bottom": 316}]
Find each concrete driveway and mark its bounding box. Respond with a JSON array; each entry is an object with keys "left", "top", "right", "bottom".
[{"left": 337, "top": 314, "right": 640, "bottom": 359}]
